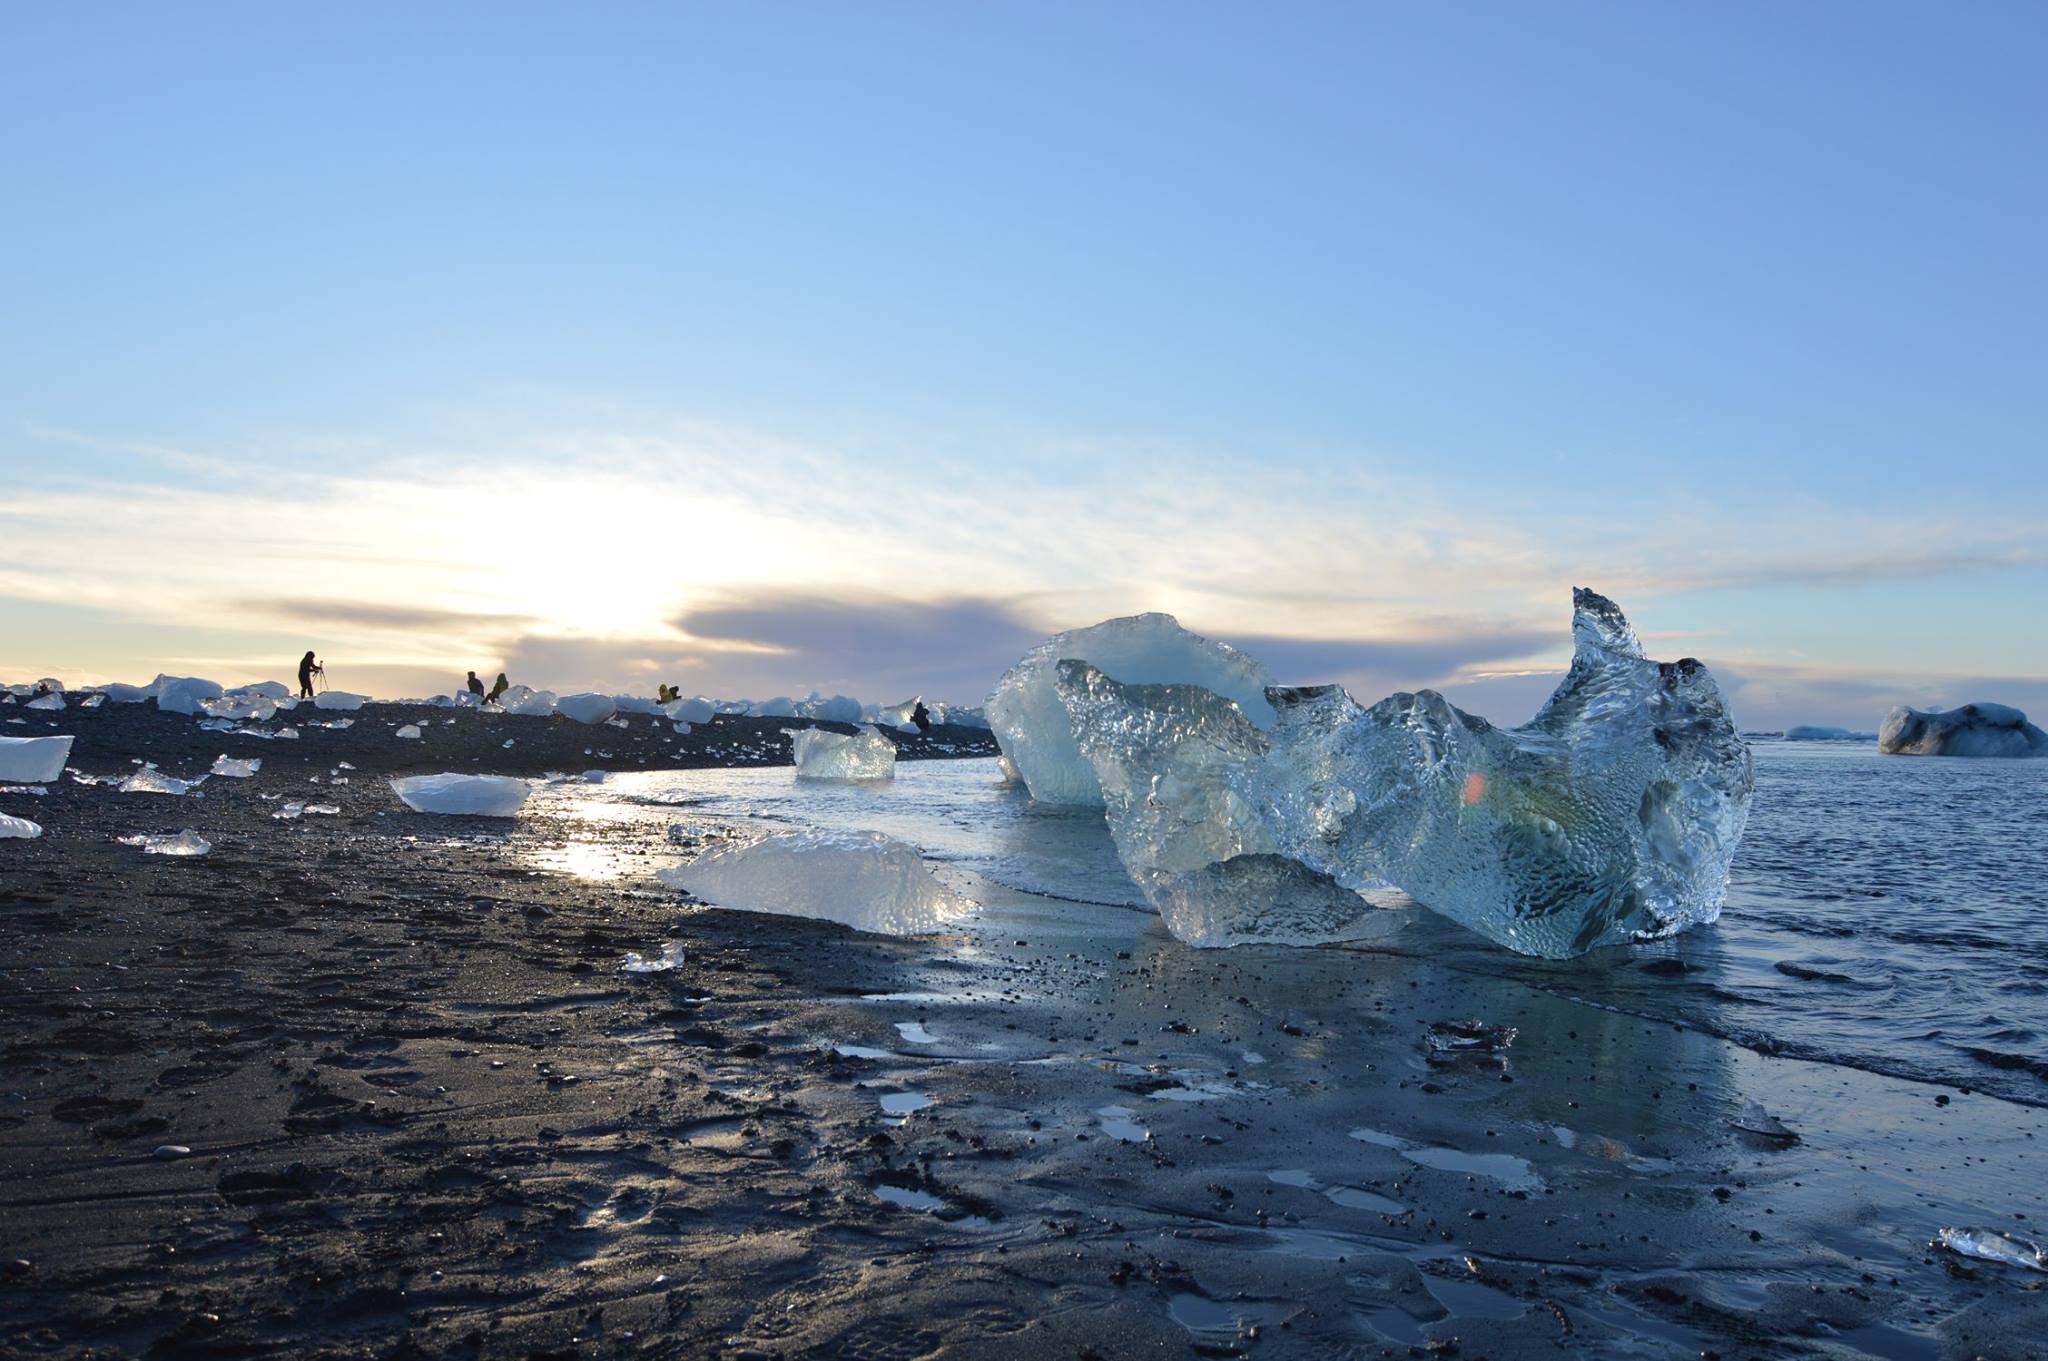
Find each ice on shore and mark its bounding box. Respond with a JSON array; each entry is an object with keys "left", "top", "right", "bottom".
[
  {"left": 622, "top": 941, "right": 686, "bottom": 973},
  {"left": 749, "top": 696, "right": 798, "bottom": 718},
  {"left": 989, "top": 613, "right": 1277, "bottom": 807},
  {"left": 801, "top": 694, "right": 864, "bottom": 723},
  {"left": 390, "top": 772, "right": 532, "bottom": 816},
  {"left": 930, "top": 703, "right": 990, "bottom": 730},
  {"left": 395, "top": 724, "right": 423, "bottom": 739},
  {"left": 200, "top": 694, "right": 278, "bottom": 722},
  {"left": 0, "top": 735, "right": 74, "bottom": 783},
  {"left": 1933, "top": 1227, "right": 2045, "bottom": 1272},
  {"left": 497, "top": 686, "right": 558, "bottom": 717},
  {"left": 230, "top": 681, "right": 292, "bottom": 700},
  {"left": 120, "top": 767, "right": 204, "bottom": 796},
  {"left": 872, "top": 697, "right": 923, "bottom": 733},
  {"left": 658, "top": 829, "right": 972, "bottom": 935},
  {"left": 785, "top": 724, "right": 897, "bottom": 781},
  {"left": 314, "top": 691, "right": 369, "bottom": 711},
  {"left": 150, "top": 675, "right": 224, "bottom": 715},
  {"left": 558, "top": 692, "right": 618, "bottom": 724},
  {"left": 661, "top": 696, "right": 717, "bottom": 724},
  {"left": 0, "top": 812, "right": 41, "bottom": 840},
  {"left": 1879, "top": 703, "right": 2048, "bottom": 758},
  {"left": 1058, "top": 590, "right": 1754, "bottom": 958},
  {"left": 26, "top": 693, "right": 64, "bottom": 710},
  {"left": 209, "top": 755, "right": 261, "bottom": 778},
  {"left": 118, "top": 829, "right": 211, "bottom": 856}
]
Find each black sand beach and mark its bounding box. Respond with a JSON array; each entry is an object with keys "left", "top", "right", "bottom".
[{"left": 3, "top": 704, "right": 2044, "bottom": 1359}]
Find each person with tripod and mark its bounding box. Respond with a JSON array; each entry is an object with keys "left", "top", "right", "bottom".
[{"left": 298, "top": 651, "right": 324, "bottom": 699}]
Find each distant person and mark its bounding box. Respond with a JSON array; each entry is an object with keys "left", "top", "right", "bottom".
[
  {"left": 911, "top": 700, "right": 932, "bottom": 734},
  {"left": 487, "top": 672, "right": 509, "bottom": 704},
  {"left": 298, "top": 651, "right": 322, "bottom": 699},
  {"left": 466, "top": 671, "right": 486, "bottom": 699}
]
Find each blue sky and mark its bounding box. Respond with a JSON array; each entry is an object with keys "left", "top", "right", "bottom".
[{"left": 2, "top": 4, "right": 2043, "bottom": 726}]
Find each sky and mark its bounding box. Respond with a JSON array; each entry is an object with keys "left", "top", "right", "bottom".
[{"left": 2, "top": 3, "right": 2043, "bottom": 729}]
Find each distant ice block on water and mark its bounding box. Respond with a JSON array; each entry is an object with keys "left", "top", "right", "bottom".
[
  {"left": 1782, "top": 725, "right": 1875, "bottom": 742},
  {"left": 987, "top": 613, "right": 1277, "bottom": 807},
  {"left": 390, "top": 773, "right": 532, "bottom": 816},
  {"left": 784, "top": 724, "right": 896, "bottom": 781},
  {"left": 1879, "top": 703, "right": 2048, "bottom": 758},
  {"left": 658, "top": 829, "right": 972, "bottom": 935},
  {"left": 0, "top": 735, "right": 74, "bottom": 783},
  {"left": 1057, "top": 590, "right": 1754, "bottom": 958}
]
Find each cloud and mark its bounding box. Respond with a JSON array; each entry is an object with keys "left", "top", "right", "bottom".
[{"left": 238, "top": 598, "right": 539, "bottom": 637}]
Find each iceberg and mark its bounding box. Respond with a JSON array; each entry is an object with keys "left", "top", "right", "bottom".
[
  {"left": 390, "top": 772, "right": 532, "bottom": 817},
  {"left": 1783, "top": 725, "right": 1875, "bottom": 742},
  {"left": 313, "top": 691, "right": 369, "bottom": 711},
  {"left": 785, "top": 724, "right": 896, "bottom": 781},
  {"left": 557, "top": 692, "right": 619, "bottom": 725},
  {"left": 1057, "top": 590, "right": 1754, "bottom": 958},
  {"left": 988, "top": 613, "right": 1277, "bottom": 807},
  {"left": 117, "top": 829, "right": 212, "bottom": 856},
  {"left": 0, "top": 811, "right": 41, "bottom": 839},
  {"left": 1878, "top": 703, "right": 2048, "bottom": 759},
  {"left": 0, "top": 735, "right": 74, "bottom": 783},
  {"left": 930, "top": 703, "right": 991, "bottom": 730},
  {"left": 658, "top": 829, "right": 972, "bottom": 936}
]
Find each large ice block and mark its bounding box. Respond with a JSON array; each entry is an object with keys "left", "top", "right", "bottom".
[
  {"left": 1057, "top": 590, "right": 1754, "bottom": 958},
  {"left": 557, "top": 692, "right": 619, "bottom": 724},
  {"left": 784, "top": 724, "right": 896, "bottom": 781},
  {"left": 390, "top": 773, "right": 532, "bottom": 816},
  {"left": 987, "top": 613, "right": 1276, "bottom": 807},
  {"left": 657, "top": 829, "right": 971, "bottom": 935},
  {"left": 0, "top": 735, "right": 74, "bottom": 783},
  {"left": 1879, "top": 703, "right": 2048, "bottom": 758}
]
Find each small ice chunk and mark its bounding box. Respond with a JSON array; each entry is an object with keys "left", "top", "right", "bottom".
[
  {"left": 1879, "top": 703, "right": 2048, "bottom": 758},
  {"left": 390, "top": 772, "right": 532, "bottom": 816},
  {"left": 209, "top": 755, "right": 261, "bottom": 778},
  {"left": 1424, "top": 1020, "right": 1518, "bottom": 1065},
  {"left": 395, "top": 724, "right": 423, "bottom": 739},
  {"left": 0, "top": 812, "right": 42, "bottom": 839},
  {"left": 79, "top": 694, "right": 106, "bottom": 709},
  {"left": 557, "top": 692, "right": 618, "bottom": 725},
  {"left": 671, "top": 721, "right": 693, "bottom": 735},
  {"left": 785, "top": 724, "right": 896, "bottom": 781},
  {"left": 118, "top": 829, "right": 211, "bottom": 856},
  {"left": 503, "top": 739, "right": 515, "bottom": 748},
  {"left": 658, "top": 829, "right": 972, "bottom": 935},
  {"left": 119, "top": 768, "right": 203, "bottom": 796},
  {"left": 988, "top": 613, "right": 1277, "bottom": 806},
  {"left": 0, "top": 735, "right": 74, "bottom": 783},
  {"left": 1932, "top": 1227, "right": 2045, "bottom": 1273},
  {"left": 313, "top": 691, "right": 369, "bottom": 711},
  {"left": 581, "top": 769, "right": 607, "bottom": 783},
  {"left": 622, "top": 941, "right": 685, "bottom": 973},
  {"left": 199, "top": 694, "right": 277, "bottom": 722}
]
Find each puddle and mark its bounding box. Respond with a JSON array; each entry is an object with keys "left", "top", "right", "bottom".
[
  {"left": 879, "top": 1091, "right": 933, "bottom": 1122},
  {"left": 1096, "top": 1105, "right": 1149, "bottom": 1142},
  {"left": 894, "top": 1021, "right": 938, "bottom": 1044},
  {"left": 1167, "top": 1293, "right": 1285, "bottom": 1347},
  {"left": 872, "top": 1182, "right": 992, "bottom": 1228},
  {"left": 1350, "top": 1127, "right": 1543, "bottom": 1192},
  {"left": 1266, "top": 1168, "right": 1406, "bottom": 1215},
  {"left": 1423, "top": 1273, "right": 1524, "bottom": 1321},
  {"left": 833, "top": 1044, "right": 900, "bottom": 1060}
]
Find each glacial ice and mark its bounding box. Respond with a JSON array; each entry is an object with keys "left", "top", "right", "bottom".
[
  {"left": 102, "top": 682, "right": 151, "bottom": 703},
  {"left": 750, "top": 697, "right": 799, "bottom": 718},
  {"left": 314, "top": 691, "right": 369, "bottom": 711},
  {"left": 1056, "top": 590, "right": 1754, "bottom": 958},
  {"left": 801, "top": 694, "right": 864, "bottom": 724},
  {"left": 498, "top": 686, "right": 558, "bottom": 717},
  {"left": 395, "top": 724, "right": 423, "bottom": 739},
  {"left": 0, "top": 812, "right": 41, "bottom": 840},
  {"left": 150, "top": 675, "right": 224, "bottom": 715},
  {"left": 657, "top": 829, "right": 972, "bottom": 936},
  {"left": 230, "top": 681, "right": 292, "bottom": 700},
  {"left": 1933, "top": 1226, "right": 2045, "bottom": 1273},
  {"left": 0, "top": 735, "right": 74, "bottom": 783},
  {"left": 930, "top": 703, "right": 991, "bottom": 730},
  {"left": 558, "top": 692, "right": 619, "bottom": 724},
  {"left": 120, "top": 768, "right": 204, "bottom": 795},
  {"left": 118, "top": 829, "right": 212, "bottom": 856},
  {"left": 1878, "top": 703, "right": 2048, "bottom": 758},
  {"left": 390, "top": 773, "right": 532, "bottom": 817},
  {"left": 661, "top": 696, "right": 717, "bottom": 724},
  {"left": 200, "top": 694, "right": 277, "bottom": 722},
  {"left": 872, "top": 697, "right": 923, "bottom": 733},
  {"left": 785, "top": 724, "right": 897, "bottom": 781},
  {"left": 209, "top": 755, "right": 261, "bottom": 778},
  {"left": 26, "top": 693, "right": 64, "bottom": 710},
  {"left": 1782, "top": 725, "right": 1874, "bottom": 742},
  {"left": 988, "top": 613, "right": 1277, "bottom": 807}
]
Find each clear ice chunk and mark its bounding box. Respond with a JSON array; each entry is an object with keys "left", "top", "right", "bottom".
[
  {"left": 389, "top": 773, "right": 532, "bottom": 817},
  {"left": 118, "top": 829, "right": 212, "bottom": 856},
  {"left": 784, "top": 724, "right": 897, "bottom": 781},
  {"left": 1057, "top": 590, "right": 1753, "bottom": 958},
  {"left": 987, "top": 613, "right": 1277, "bottom": 807},
  {"left": 1932, "top": 1227, "right": 2045, "bottom": 1273},
  {"left": 0, "top": 735, "right": 74, "bottom": 783},
  {"left": 395, "top": 724, "right": 423, "bottom": 739},
  {"left": 119, "top": 767, "right": 204, "bottom": 796},
  {"left": 209, "top": 755, "right": 261, "bottom": 778},
  {"left": 657, "top": 829, "right": 972, "bottom": 936},
  {"left": 622, "top": 941, "right": 686, "bottom": 973}
]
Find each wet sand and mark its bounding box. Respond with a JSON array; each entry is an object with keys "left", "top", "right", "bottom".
[{"left": 2, "top": 704, "right": 2044, "bottom": 1358}]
